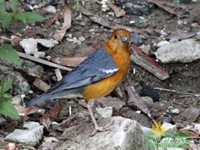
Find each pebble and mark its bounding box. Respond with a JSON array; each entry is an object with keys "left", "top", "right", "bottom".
[
  {"left": 96, "top": 106, "right": 113, "bottom": 118},
  {"left": 169, "top": 108, "right": 180, "bottom": 115}
]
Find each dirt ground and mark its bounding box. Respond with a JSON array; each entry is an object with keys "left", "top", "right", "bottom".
[{"left": 1, "top": 0, "right": 200, "bottom": 149}]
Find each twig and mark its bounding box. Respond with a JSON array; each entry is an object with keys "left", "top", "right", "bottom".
[
  {"left": 148, "top": 0, "right": 178, "bottom": 16},
  {"left": 17, "top": 52, "right": 72, "bottom": 71},
  {"left": 154, "top": 87, "right": 200, "bottom": 97}
]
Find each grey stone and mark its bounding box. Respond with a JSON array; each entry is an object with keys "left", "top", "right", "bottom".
[
  {"left": 96, "top": 106, "right": 113, "bottom": 118},
  {"left": 23, "top": 121, "right": 41, "bottom": 130},
  {"left": 55, "top": 116, "right": 149, "bottom": 150},
  {"left": 0, "top": 117, "right": 6, "bottom": 126},
  {"left": 4, "top": 126, "right": 44, "bottom": 146},
  {"left": 155, "top": 39, "right": 200, "bottom": 63}
]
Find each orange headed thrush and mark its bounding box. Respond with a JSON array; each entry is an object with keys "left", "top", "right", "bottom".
[{"left": 26, "top": 28, "right": 131, "bottom": 133}]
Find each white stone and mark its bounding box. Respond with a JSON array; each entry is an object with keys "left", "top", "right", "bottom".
[
  {"left": 169, "top": 108, "right": 180, "bottom": 114},
  {"left": 155, "top": 39, "right": 200, "bottom": 63},
  {"left": 96, "top": 106, "right": 113, "bottom": 118},
  {"left": 45, "top": 5, "right": 56, "bottom": 13},
  {"left": 161, "top": 122, "right": 176, "bottom": 132},
  {"left": 20, "top": 38, "right": 38, "bottom": 55},
  {"left": 23, "top": 121, "right": 41, "bottom": 130},
  {"left": 194, "top": 124, "right": 200, "bottom": 133},
  {"left": 4, "top": 126, "right": 44, "bottom": 146},
  {"left": 157, "top": 40, "right": 170, "bottom": 47},
  {"left": 11, "top": 95, "right": 22, "bottom": 105}
]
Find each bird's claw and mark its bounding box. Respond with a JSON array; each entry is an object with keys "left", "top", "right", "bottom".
[{"left": 90, "top": 121, "right": 113, "bottom": 136}]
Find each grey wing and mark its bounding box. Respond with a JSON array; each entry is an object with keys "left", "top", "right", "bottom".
[{"left": 46, "top": 48, "right": 118, "bottom": 94}]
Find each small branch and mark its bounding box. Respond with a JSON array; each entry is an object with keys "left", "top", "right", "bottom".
[
  {"left": 17, "top": 52, "right": 72, "bottom": 71},
  {"left": 154, "top": 87, "right": 200, "bottom": 97}
]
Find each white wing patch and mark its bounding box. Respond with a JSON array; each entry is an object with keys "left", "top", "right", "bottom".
[{"left": 99, "top": 68, "right": 118, "bottom": 74}]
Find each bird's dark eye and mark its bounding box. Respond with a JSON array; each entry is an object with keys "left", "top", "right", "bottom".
[{"left": 114, "top": 34, "right": 117, "bottom": 39}]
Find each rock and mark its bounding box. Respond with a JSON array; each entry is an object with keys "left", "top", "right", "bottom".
[
  {"left": 20, "top": 60, "right": 44, "bottom": 78},
  {"left": 0, "top": 117, "right": 6, "bottom": 126},
  {"left": 141, "top": 125, "right": 151, "bottom": 134},
  {"left": 157, "top": 40, "right": 170, "bottom": 47},
  {"left": 97, "top": 97, "right": 124, "bottom": 112},
  {"left": 23, "top": 121, "right": 41, "bottom": 130},
  {"left": 96, "top": 106, "right": 113, "bottom": 118},
  {"left": 139, "top": 44, "right": 151, "bottom": 55},
  {"left": 168, "top": 107, "right": 180, "bottom": 115},
  {"left": 140, "top": 85, "right": 159, "bottom": 102},
  {"left": 155, "top": 39, "right": 200, "bottom": 63},
  {"left": 174, "top": 107, "right": 200, "bottom": 124},
  {"left": 11, "top": 95, "right": 22, "bottom": 105},
  {"left": 42, "top": 137, "right": 59, "bottom": 149},
  {"left": 4, "top": 126, "right": 44, "bottom": 146},
  {"left": 45, "top": 5, "right": 56, "bottom": 13},
  {"left": 55, "top": 117, "right": 148, "bottom": 150},
  {"left": 161, "top": 122, "right": 176, "bottom": 132},
  {"left": 194, "top": 124, "right": 200, "bottom": 133},
  {"left": 0, "top": 71, "right": 30, "bottom": 95},
  {"left": 141, "top": 96, "right": 154, "bottom": 107}
]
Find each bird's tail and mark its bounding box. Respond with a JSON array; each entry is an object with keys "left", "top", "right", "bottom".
[
  {"left": 26, "top": 88, "right": 83, "bottom": 107},
  {"left": 26, "top": 93, "right": 52, "bottom": 107}
]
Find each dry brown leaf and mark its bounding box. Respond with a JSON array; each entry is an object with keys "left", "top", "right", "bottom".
[
  {"left": 15, "top": 105, "right": 41, "bottom": 116},
  {"left": 107, "top": 2, "right": 126, "bottom": 17},
  {"left": 53, "top": 1, "right": 71, "bottom": 41},
  {"left": 53, "top": 56, "right": 87, "bottom": 67},
  {"left": 49, "top": 100, "right": 62, "bottom": 119},
  {"left": 33, "top": 78, "right": 51, "bottom": 92},
  {"left": 40, "top": 101, "right": 62, "bottom": 129}
]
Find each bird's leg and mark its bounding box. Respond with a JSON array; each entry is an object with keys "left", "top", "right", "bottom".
[{"left": 87, "top": 100, "right": 105, "bottom": 135}]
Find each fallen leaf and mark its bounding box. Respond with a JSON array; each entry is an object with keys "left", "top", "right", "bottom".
[
  {"left": 15, "top": 105, "right": 41, "bottom": 116},
  {"left": 107, "top": 2, "right": 126, "bottom": 17},
  {"left": 40, "top": 101, "right": 62, "bottom": 129},
  {"left": 49, "top": 100, "right": 62, "bottom": 119},
  {"left": 53, "top": 1, "right": 71, "bottom": 41},
  {"left": 53, "top": 56, "right": 87, "bottom": 67}
]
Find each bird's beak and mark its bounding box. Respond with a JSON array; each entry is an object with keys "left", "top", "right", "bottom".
[{"left": 121, "top": 37, "right": 129, "bottom": 43}]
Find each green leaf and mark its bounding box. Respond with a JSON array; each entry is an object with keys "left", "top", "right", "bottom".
[
  {"left": 0, "top": 44, "right": 21, "bottom": 66},
  {"left": 0, "top": 100, "right": 19, "bottom": 120},
  {"left": 0, "top": 12, "right": 14, "bottom": 29},
  {"left": 15, "top": 12, "right": 43, "bottom": 24},
  {"left": 11, "top": 0, "right": 19, "bottom": 12},
  {"left": 0, "top": 0, "right": 5, "bottom": 11},
  {"left": 1, "top": 80, "right": 12, "bottom": 93}
]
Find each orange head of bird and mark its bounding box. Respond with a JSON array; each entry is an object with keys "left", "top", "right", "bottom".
[{"left": 106, "top": 28, "right": 131, "bottom": 54}]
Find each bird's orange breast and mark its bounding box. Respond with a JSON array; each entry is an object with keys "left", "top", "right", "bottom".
[{"left": 82, "top": 49, "right": 130, "bottom": 100}]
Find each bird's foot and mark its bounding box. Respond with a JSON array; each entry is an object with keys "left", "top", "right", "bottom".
[{"left": 90, "top": 121, "right": 113, "bottom": 136}]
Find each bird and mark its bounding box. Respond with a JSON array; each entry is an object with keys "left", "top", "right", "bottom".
[{"left": 26, "top": 28, "right": 131, "bottom": 133}]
